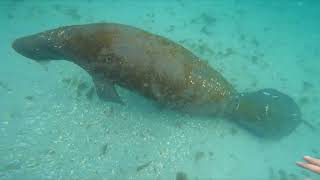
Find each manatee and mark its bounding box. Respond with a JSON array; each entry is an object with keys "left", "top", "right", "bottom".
[{"left": 12, "top": 23, "right": 301, "bottom": 139}]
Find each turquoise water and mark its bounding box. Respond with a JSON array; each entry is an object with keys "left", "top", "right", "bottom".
[{"left": 1, "top": 0, "right": 320, "bottom": 179}]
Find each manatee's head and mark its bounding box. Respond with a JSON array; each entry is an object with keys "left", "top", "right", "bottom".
[
  {"left": 230, "top": 88, "right": 301, "bottom": 140},
  {"left": 12, "top": 32, "right": 62, "bottom": 61}
]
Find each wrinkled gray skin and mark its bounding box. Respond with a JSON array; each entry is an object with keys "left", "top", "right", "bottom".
[{"left": 12, "top": 23, "right": 302, "bottom": 139}]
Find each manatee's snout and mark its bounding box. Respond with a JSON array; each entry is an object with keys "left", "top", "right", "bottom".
[
  {"left": 12, "top": 37, "right": 34, "bottom": 59},
  {"left": 12, "top": 33, "right": 61, "bottom": 61}
]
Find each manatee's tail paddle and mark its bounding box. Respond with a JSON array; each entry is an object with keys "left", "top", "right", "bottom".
[{"left": 227, "top": 88, "right": 302, "bottom": 139}]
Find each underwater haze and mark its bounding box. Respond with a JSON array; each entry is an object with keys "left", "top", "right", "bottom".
[{"left": 1, "top": 0, "right": 320, "bottom": 179}]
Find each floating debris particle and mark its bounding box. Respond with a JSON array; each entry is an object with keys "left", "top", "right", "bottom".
[
  {"left": 25, "top": 95, "right": 34, "bottom": 101},
  {"left": 208, "top": 152, "right": 214, "bottom": 157},
  {"left": 76, "top": 81, "right": 89, "bottom": 97},
  {"left": 77, "top": 82, "right": 89, "bottom": 91},
  {"left": 0, "top": 81, "right": 12, "bottom": 92},
  {"left": 62, "top": 77, "right": 72, "bottom": 84},
  {"left": 100, "top": 143, "right": 108, "bottom": 156},
  {"left": 86, "top": 87, "right": 95, "bottom": 100},
  {"left": 166, "top": 25, "right": 175, "bottom": 33},
  {"left": 136, "top": 161, "right": 152, "bottom": 172},
  {"left": 176, "top": 171, "right": 188, "bottom": 180},
  {"left": 302, "top": 81, "right": 314, "bottom": 92},
  {"left": 201, "top": 26, "right": 211, "bottom": 36},
  {"left": 194, "top": 151, "right": 205, "bottom": 162},
  {"left": 201, "top": 13, "right": 216, "bottom": 25}
]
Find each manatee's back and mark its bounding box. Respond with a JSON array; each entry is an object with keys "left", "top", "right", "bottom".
[{"left": 87, "top": 23, "right": 236, "bottom": 108}]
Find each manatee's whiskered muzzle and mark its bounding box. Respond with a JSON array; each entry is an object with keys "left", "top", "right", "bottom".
[{"left": 12, "top": 33, "right": 63, "bottom": 61}]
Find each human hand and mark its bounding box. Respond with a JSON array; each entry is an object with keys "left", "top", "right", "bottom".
[{"left": 296, "top": 156, "right": 320, "bottom": 174}]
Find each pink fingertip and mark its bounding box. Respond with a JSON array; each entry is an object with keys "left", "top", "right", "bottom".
[{"left": 296, "top": 162, "right": 304, "bottom": 166}]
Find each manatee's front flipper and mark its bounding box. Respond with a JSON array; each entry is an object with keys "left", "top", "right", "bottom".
[
  {"left": 229, "top": 88, "right": 301, "bottom": 140},
  {"left": 93, "top": 78, "right": 124, "bottom": 105}
]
